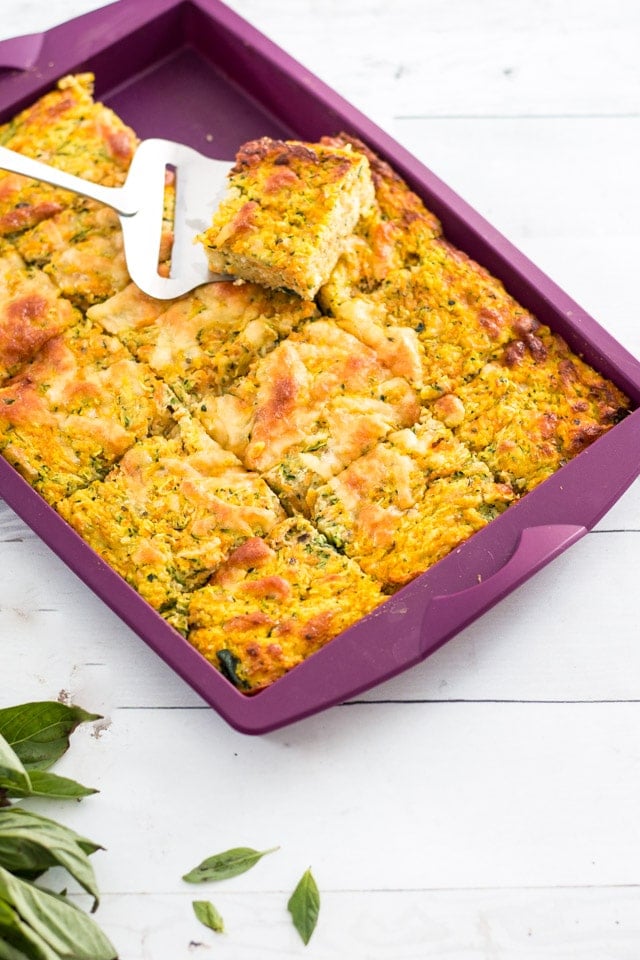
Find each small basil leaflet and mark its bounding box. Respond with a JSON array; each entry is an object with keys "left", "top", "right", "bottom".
[
  {"left": 287, "top": 868, "right": 320, "bottom": 946},
  {"left": 183, "top": 846, "right": 279, "bottom": 883},
  {"left": 192, "top": 899, "right": 225, "bottom": 933}
]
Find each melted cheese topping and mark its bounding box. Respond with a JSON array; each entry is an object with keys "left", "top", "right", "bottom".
[
  {"left": 88, "top": 278, "right": 318, "bottom": 401},
  {"left": 313, "top": 412, "right": 513, "bottom": 588}
]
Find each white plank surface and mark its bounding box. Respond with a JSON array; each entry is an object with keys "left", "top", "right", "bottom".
[{"left": 1, "top": 0, "right": 640, "bottom": 957}]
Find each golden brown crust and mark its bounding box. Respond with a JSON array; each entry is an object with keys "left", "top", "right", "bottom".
[
  {"left": 0, "top": 243, "right": 78, "bottom": 383},
  {"left": 87, "top": 277, "right": 318, "bottom": 403},
  {"left": 312, "top": 412, "right": 514, "bottom": 589},
  {"left": 432, "top": 327, "right": 630, "bottom": 491},
  {"left": 201, "top": 317, "right": 420, "bottom": 513}
]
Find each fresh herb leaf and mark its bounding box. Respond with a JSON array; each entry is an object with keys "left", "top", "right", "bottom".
[
  {"left": 0, "top": 808, "right": 102, "bottom": 909},
  {"left": 0, "top": 702, "right": 100, "bottom": 771},
  {"left": 192, "top": 899, "right": 225, "bottom": 933},
  {"left": 0, "top": 737, "right": 31, "bottom": 802},
  {"left": 287, "top": 868, "right": 320, "bottom": 946},
  {"left": 0, "top": 865, "right": 117, "bottom": 959},
  {"left": 182, "top": 846, "right": 278, "bottom": 883},
  {"left": 11, "top": 770, "right": 97, "bottom": 801}
]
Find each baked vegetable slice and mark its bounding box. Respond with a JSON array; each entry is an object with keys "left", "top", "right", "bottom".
[
  {"left": 0, "top": 73, "right": 137, "bottom": 238},
  {"left": 312, "top": 412, "right": 514, "bottom": 590},
  {"left": 187, "top": 516, "right": 385, "bottom": 690},
  {"left": 198, "top": 137, "right": 375, "bottom": 299},
  {"left": 57, "top": 411, "right": 285, "bottom": 634},
  {"left": 0, "top": 318, "right": 178, "bottom": 501},
  {"left": 430, "top": 323, "right": 630, "bottom": 492},
  {"left": 201, "top": 317, "right": 420, "bottom": 513},
  {"left": 0, "top": 242, "right": 77, "bottom": 384}
]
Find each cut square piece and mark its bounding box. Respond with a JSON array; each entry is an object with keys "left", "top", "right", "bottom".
[
  {"left": 57, "top": 411, "right": 285, "bottom": 633},
  {"left": 198, "top": 137, "right": 375, "bottom": 299},
  {"left": 0, "top": 318, "right": 179, "bottom": 501},
  {"left": 187, "top": 516, "right": 385, "bottom": 690},
  {"left": 201, "top": 318, "right": 420, "bottom": 513},
  {"left": 312, "top": 412, "right": 514, "bottom": 590},
  {"left": 321, "top": 236, "right": 539, "bottom": 400},
  {"left": 15, "top": 201, "right": 130, "bottom": 309},
  {"left": 0, "top": 242, "right": 77, "bottom": 384},
  {"left": 430, "top": 323, "right": 630, "bottom": 492}
]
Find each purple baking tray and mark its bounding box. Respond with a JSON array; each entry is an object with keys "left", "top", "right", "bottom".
[{"left": 1, "top": 0, "right": 640, "bottom": 734}]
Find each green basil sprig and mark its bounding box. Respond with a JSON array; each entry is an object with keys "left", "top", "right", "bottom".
[
  {"left": 287, "top": 868, "right": 320, "bottom": 946},
  {"left": 0, "top": 700, "right": 115, "bottom": 958}
]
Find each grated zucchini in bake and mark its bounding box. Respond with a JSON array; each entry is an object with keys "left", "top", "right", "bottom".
[{"left": 0, "top": 77, "right": 630, "bottom": 691}]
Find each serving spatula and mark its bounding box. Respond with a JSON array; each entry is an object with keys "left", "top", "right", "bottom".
[{"left": 0, "top": 138, "right": 233, "bottom": 300}]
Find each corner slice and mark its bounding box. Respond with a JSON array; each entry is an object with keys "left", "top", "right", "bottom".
[
  {"left": 187, "top": 516, "right": 385, "bottom": 691},
  {"left": 197, "top": 137, "right": 375, "bottom": 299}
]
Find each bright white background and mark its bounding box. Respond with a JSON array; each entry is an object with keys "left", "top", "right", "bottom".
[{"left": 1, "top": 1, "right": 640, "bottom": 957}]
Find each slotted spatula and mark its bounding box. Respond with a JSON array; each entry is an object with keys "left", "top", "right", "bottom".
[{"left": 0, "top": 139, "right": 234, "bottom": 299}]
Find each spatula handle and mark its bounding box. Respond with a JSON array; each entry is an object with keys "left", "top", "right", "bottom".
[{"left": 0, "top": 145, "right": 135, "bottom": 216}]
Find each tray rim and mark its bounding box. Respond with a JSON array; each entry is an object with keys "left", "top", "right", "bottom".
[{"left": 1, "top": 0, "right": 640, "bottom": 733}]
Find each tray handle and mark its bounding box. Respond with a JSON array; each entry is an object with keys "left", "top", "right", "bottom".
[
  {"left": 0, "top": 33, "right": 45, "bottom": 71},
  {"left": 225, "top": 522, "right": 587, "bottom": 733},
  {"left": 418, "top": 523, "right": 587, "bottom": 650}
]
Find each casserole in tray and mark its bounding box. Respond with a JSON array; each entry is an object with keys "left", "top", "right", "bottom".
[{"left": 1, "top": 0, "right": 639, "bottom": 733}]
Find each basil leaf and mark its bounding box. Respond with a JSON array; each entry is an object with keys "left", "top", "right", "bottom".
[
  {"left": 287, "top": 868, "right": 320, "bottom": 946},
  {"left": 182, "top": 846, "right": 278, "bottom": 883},
  {"left": 0, "top": 866, "right": 117, "bottom": 960},
  {"left": 0, "top": 895, "right": 57, "bottom": 960},
  {"left": 0, "top": 914, "right": 35, "bottom": 960},
  {"left": 0, "top": 736, "right": 31, "bottom": 801},
  {"left": 0, "top": 702, "right": 100, "bottom": 771},
  {"left": 0, "top": 808, "right": 101, "bottom": 909},
  {"left": 8, "top": 770, "right": 97, "bottom": 801},
  {"left": 192, "top": 899, "right": 224, "bottom": 933}
]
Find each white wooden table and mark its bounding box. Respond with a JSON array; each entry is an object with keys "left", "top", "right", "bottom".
[{"left": 2, "top": 1, "right": 640, "bottom": 956}]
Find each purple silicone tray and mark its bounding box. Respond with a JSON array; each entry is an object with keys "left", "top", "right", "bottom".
[{"left": 1, "top": 0, "right": 640, "bottom": 734}]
